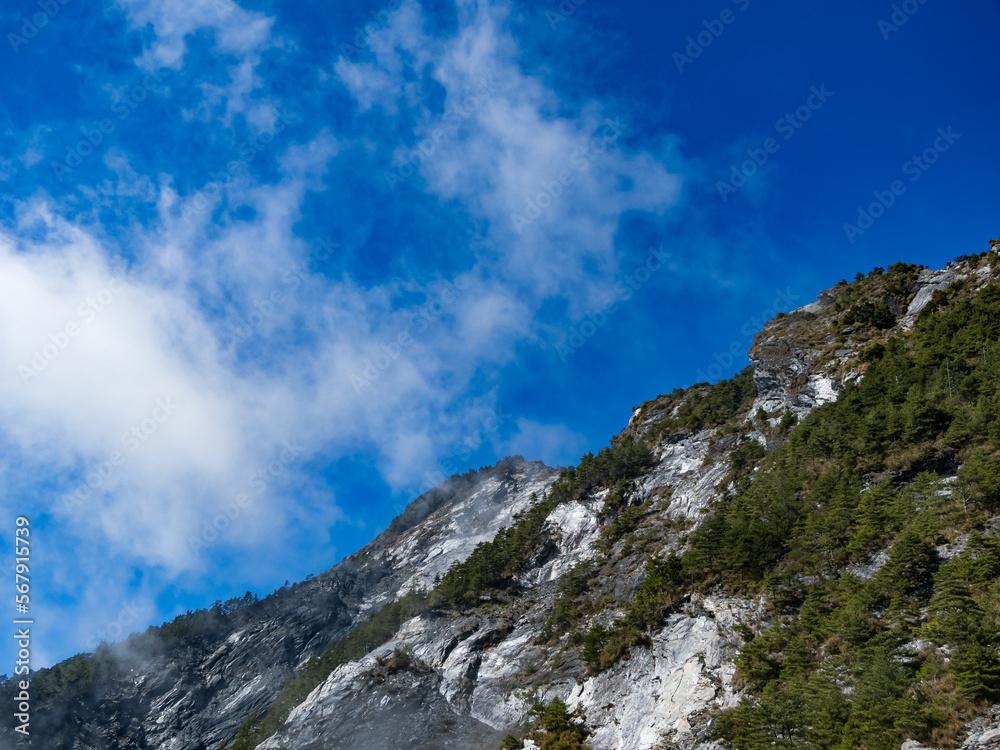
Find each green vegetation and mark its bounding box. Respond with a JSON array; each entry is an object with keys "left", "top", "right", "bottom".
[
  {"left": 839, "top": 299, "right": 894, "bottom": 329},
  {"left": 595, "top": 481, "right": 668, "bottom": 554},
  {"left": 859, "top": 342, "right": 886, "bottom": 363},
  {"left": 581, "top": 553, "right": 683, "bottom": 673},
  {"left": 149, "top": 592, "right": 261, "bottom": 644},
  {"left": 29, "top": 648, "right": 118, "bottom": 703},
  {"left": 430, "top": 490, "right": 561, "bottom": 606},
  {"left": 376, "top": 645, "right": 414, "bottom": 671},
  {"left": 775, "top": 309, "right": 819, "bottom": 324},
  {"left": 500, "top": 698, "right": 592, "bottom": 749},
  {"left": 432, "top": 437, "right": 652, "bottom": 606},
  {"left": 228, "top": 590, "right": 427, "bottom": 750},
  {"left": 727, "top": 437, "right": 767, "bottom": 482},
  {"left": 539, "top": 561, "right": 597, "bottom": 644},
  {"left": 713, "top": 528, "right": 1000, "bottom": 749},
  {"left": 832, "top": 262, "right": 922, "bottom": 317},
  {"left": 577, "top": 369, "right": 771, "bottom": 673},
  {"left": 601, "top": 499, "right": 648, "bottom": 541},
  {"left": 824, "top": 262, "right": 927, "bottom": 347},
  {"left": 27, "top": 592, "right": 262, "bottom": 704},
  {"left": 590, "top": 279, "right": 1000, "bottom": 748},
  {"left": 647, "top": 366, "right": 758, "bottom": 440},
  {"left": 779, "top": 410, "right": 798, "bottom": 429}
]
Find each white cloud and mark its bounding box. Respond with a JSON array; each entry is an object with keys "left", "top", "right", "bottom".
[
  {"left": 0, "top": 0, "right": 686, "bottom": 574},
  {"left": 114, "top": 0, "right": 280, "bottom": 127},
  {"left": 333, "top": 61, "right": 405, "bottom": 114},
  {"left": 1, "top": 0, "right": 689, "bottom": 664},
  {"left": 115, "top": 0, "right": 274, "bottom": 69},
  {"left": 0, "top": 169, "right": 532, "bottom": 573},
  {"left": 334, "top": 0, "right": 685, "bottom": 314},
  {"left": 0, "top": 207, "right": 263, "bottom": 566}
]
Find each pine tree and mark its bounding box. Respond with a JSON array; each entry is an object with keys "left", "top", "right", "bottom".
[
  {"left": 955, "top": 633, "right": 1000, "bottom": 701},
  {"left": 847, "top": 647, "right": 909, "bottom": 750},
  {"left": 525, "top": 699, "right": 591, "bottom": 750},
  {"left": 849, "top": 480, "right": 893, "bottom": 556},
  {"left": 958, "top": 449, "right": 1000, "bottom": 511}
]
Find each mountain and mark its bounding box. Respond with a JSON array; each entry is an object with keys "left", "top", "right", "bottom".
[{"left": 4, "top": 241, "right": 1000, "bottom": 750}]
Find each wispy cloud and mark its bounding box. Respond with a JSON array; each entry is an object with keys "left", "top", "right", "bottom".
[
  {"left": 333, "top": 0, "right": 685, "bottom": 312},
  {"left": 0, "top": 0, "right": 688, "bottom": 664},
  {"left": 114, "top": 0, "right": 280, "bottom": 127}
]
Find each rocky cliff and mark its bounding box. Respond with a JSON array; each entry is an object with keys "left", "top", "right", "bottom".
[{"left": 4, "top": 243, "right": 1000, "bottom": 750}]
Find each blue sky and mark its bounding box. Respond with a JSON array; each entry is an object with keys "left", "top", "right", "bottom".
[{"left": 0, "top": 0, "right": 997, "bottom": 669}]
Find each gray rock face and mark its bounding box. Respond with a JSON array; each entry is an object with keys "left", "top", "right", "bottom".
[
  {"left": 353, "top": 459, "right": 562, "bottom": 610},
  {"left": 0, "top": 458, "right": 558, "bottom": 750},
  {"left": 257, "top": 651, "right": 507, "bottom": 750},
  {"left": 257, "top": 411, "right": 775, "bottom": 749},
  {"left": 900, "top": 268, "right": 961, "bottom": 328},
  {"left": 568, "top": 595, "right": 762, "bottom": 750},
  {"left": 745, "top": 278, "right": 854, "bottom": 421},
  {"left": 8, "top": 572, "right": 359, "bottom": 750}
]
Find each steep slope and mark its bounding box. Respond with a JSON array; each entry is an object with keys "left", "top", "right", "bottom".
[
  {"left": 252, "top": 247, "right": 1000, "bottom": 750},
  {"left": 5, "top": 241, "right": 1000, "bottom": 750},
  {"left": 0, "top": 459, "right": 559, "bottom": 750}
]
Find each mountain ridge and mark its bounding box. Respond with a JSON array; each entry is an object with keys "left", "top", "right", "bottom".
[{"left": 5, "top": 240, "right": 1000, "bottom": 750}]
